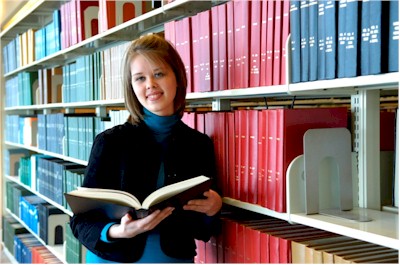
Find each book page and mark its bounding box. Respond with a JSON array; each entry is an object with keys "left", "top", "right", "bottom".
[
  {"left": 72, "top": 187, "right": 141, "bottom": 208},
  {"left": 142, "top": 175, "right": 209, "bottom": 208}
]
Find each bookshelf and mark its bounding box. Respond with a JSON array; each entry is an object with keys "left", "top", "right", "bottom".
[{"left": 1, "top": 0, "right": 398, "bottom": 263}]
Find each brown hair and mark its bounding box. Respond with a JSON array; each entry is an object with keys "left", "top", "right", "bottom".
[{"left": 122, "top": 33, "right": 187, "bottom": 125}]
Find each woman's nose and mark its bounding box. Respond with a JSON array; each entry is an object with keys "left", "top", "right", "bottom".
[{"left": 146, "top": 78, "right": 157, "bottom": 89}]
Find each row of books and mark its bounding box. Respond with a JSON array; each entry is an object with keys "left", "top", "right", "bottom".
[
  {"left": 14, "top": 233, "right": 62, "bottom": 264},
  {"left": 290, "top": 0, "right": 399, "bottom": 83},
  {"left": 5, "top": 185, "right": 86, "bottom": 264},
  {"left": 5, "top": 110, "right": 128, "bottom": 161},
  {"left": 183, "top": 107, "right": 349, "bottom": 213},
  {"left": 6, "top": 184, "right": 70, "bottom": 245},
  {"left": 194, "top": 208, "right": 398, "bottom": 263},
  {"left": 165, "top": 0, "right": 290, "bottom": 92},
  {"left": 4, "top": 40, "right": 129, "bottom": 108},
  {"left": 2, "top": 0, "right": 153, "bottom": 74}
]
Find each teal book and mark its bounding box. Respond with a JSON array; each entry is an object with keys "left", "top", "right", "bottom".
[
  {"left": 308, "top": 0, "right": 318, "bottom": 81},
  {"left": 337, "top": 0, "right": 347, "bottom": 78},
  {"left": 344, "top": 0, "right": 359, "bottom": 77},
  {"left": 324, "top": 0, "right": 337, "bottom": 79},
  {"left": 317, "top": 0, "right": 326, "bottom": 80},
  {"left": 290, "top": 1, "right": 301, "bottom": 83},
  {"left": 300, "top": 0, "right": 309, "bottom": 82},
  {"left": 388, "top": 0, "right": 399, "bottom": 72}
]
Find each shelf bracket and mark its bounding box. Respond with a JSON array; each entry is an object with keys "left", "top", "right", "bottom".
[
  {"left": 211, "top": 98, "right": 231, "bottom": 111},
  {"left": 352, "top": 90, "right": 381, "bottom": 210}
]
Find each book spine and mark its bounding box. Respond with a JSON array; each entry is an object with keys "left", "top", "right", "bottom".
[
  {"left": 289, "top": 1, "right": 301, "bottom": 83},
  {"left": 388, "top": 0, "right": 399, "bottom": 72},
  {"left": 308, "top": 0, "right": 318, "bottom": 81}
]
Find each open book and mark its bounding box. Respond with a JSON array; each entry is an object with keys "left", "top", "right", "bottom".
[{"left": 65, "top": 175, "right": 211, "bottom": 219}]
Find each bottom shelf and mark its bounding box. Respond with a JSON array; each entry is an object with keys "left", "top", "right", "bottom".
[{"left": 289, "top": 208, "right": 399, "bottom": 250}]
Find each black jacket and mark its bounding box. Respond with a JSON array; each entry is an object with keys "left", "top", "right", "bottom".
[{"left": 69, "top": 121, "right": 220, "bottom": 263}]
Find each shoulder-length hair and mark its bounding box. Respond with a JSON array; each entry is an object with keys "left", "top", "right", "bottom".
[{"left": 122, "top": 34, "right": 187, "bottom": 125}]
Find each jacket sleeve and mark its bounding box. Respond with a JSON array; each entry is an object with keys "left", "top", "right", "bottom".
[{"left": 69, "top": 132, "right": 147, "bottom": 260}]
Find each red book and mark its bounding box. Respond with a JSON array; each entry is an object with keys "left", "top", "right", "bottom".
[
  {"left": 280, "top": 0, "right": 291, "bottom": 85},
  {"left": 275, "top": 107, "right": 348, "bottom": 212},
  {"left": 226, "top": 1, "right": 235, "bottom": 90},
  {"left": 234, "top": 110, "right": 242, "bottom": 200},
  {"left": 182, "top": 112, "right": 196, "bottom": 129},
  {"left": 218, "top": 3, "right": 228, "bottom": 91},
  {"left": 195, "top": 112, "right": 205, "bottom": 134},
  {"left": 272, "top": 0, "right": 282, "bottom": 85},
  {"left": 76, "top": 0, "right": 99, "bottom": 42},
  {"left": 216, "top": 112, "right": 228, "bottom": 196},
  {"left": 199, "top": 10, "right": 212, "bottom": 92},
  {"left": 227, "top": 112, "right": 236, "bottom": 198},
  {"left": 266, "top": 109, "right": 277, "bottom": 210},
  {"left": 247, "top": 110, "right": 258, "bottom": 204},
  {"left": 244, "top": 225, "right": 261, "bottom": 263},
  {"left": 70, "top": 0, "right": 78, "bottom": 46},
  {"left": 233, "top": 1, "right": 250, "bottom": 89},
  {"left": 181, "top": 17, "right": 193, "bottom": 93},
  {"left": 236, "top": 222, "right": 246, "bottom": 263},
  {"left": 223, "top": 218, "right": 238, "bottom": 263},
  {"left": 257, "top": 110, "right": 268, "bottom": 207},
  {"left": 239, "top": 110, "right": 249, "bottom": 202},
  {"left": 191, "top": 13, "right": 201, "bottom": 92},
  {"left": 260, "top": 0, "right": 268, "bottom": 86},
  {"left": 164, "top": 20, "right": 175, "bottom": 45},
  {"left": 260, "top": 231, "right": 270, "bottom": 263},
  {"left": 250, "top": 0, "right": 262, "bottom": 87},
  {"left": 266, "top": 0, "right": 275, "bottom": 86},
  {"left": 211, "top": 6, "right": 220, "bottom": 91}
]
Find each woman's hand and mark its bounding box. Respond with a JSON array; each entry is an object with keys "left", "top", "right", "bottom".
[
  {"left": 183, "top": 189, "right": 222, "bottom": 216},
  {"left": 108, "top": 207, "right": 174, "bottom": 239}
]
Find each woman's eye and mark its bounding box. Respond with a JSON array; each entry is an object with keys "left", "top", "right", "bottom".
[
  {"left": 154, "top": 72, "right": 164, "bottom": 78},
  {"left": 135, "top": 76, "right": 145, "bottom": 82}
]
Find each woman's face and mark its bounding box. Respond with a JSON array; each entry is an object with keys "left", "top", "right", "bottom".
[{"left": 130, "top": 54, "right": 177, "bottom": 116}]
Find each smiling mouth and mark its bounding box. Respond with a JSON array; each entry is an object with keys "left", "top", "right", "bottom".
[{"left": 147, "top": 92, "right": 163, "bottom": 101}]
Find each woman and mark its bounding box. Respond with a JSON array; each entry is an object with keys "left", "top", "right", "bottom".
[{"left": 69, "top": 34, "right": 222, "bottom": 263}]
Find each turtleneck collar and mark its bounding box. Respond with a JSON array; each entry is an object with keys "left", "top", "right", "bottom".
[{"left": 143, "top": 108, "right": 180, "bottom": 143}]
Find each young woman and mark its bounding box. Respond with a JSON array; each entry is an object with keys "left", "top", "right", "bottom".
[{"left": 69, "top": 34, "right": 223, "bottom": 263}]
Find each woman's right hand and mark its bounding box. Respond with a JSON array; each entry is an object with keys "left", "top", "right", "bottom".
[{"left": 107, "top": 207, "right": 174, "bottom": 239}]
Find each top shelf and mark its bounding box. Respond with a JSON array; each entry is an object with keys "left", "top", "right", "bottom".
[{"left": 2, "top": 0, "right": 213, "bottom": 77}]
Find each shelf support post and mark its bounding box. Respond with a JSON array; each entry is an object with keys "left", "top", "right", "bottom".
[{"left": 352, "top": 90, "right": 380, "bottom": 210}]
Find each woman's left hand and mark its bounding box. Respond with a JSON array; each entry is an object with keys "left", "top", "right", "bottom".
[{"left": 183, "top": 189, "right": 222, "bottom": 216}]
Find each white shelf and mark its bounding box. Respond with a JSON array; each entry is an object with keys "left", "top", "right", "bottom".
[
  {"left": 5, "top": 141, "right": 88, "bottom": 166},
  {"left": 222, "top": 197, "right": 289, "bottom": 221},
  {"left": 288, "top": 72, "right": 399, "bottom": 94},
  {"left": 5, "top": 175, "right": 73, "bottom": 216},
  {"left": 289, "top": 208, "right": 399, "bottom": 250}
]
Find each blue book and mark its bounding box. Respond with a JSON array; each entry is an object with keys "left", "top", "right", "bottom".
[
  {"left": 368, "top": 0, "right": 382, "bottom": 74},
  {"left": 360, "top": 0, "right": 370, "bottom": 75},
  {"left": 308, "top": 0, "right": 318, "bottom": 81},
  {"left": 300, "top": 0, "right": 309, "bottom": 82},
  {"left": 53, "top": 9, "right": 61, "bottom": 52},
  {"left": 337, "top": 0, "right": 347, "bottom": 78},
  {"left": 290, "top": 1, "right": 301, "bottom": 83},
  {"left": 388, "top": 0, "right": 398, "bottom": 72},
  {"left": 324, "top": 0, "right": 337, "bottom": 79},
  {"left": 317, "top": 0, "right": 326, "bottom": 80},
  {"left": 344, "top": 0, "right": 359, "bottom": 77}
]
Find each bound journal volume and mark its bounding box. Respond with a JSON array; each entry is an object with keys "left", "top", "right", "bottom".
[{"left": 65, "top": 175, "right": 211, "bottom": 219}]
